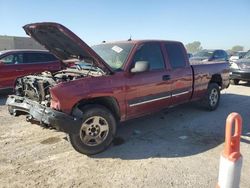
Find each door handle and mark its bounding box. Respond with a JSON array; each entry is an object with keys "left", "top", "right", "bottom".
[
  {"left": 16, "top": 69, "right": 24, "bottom": 72},
  {"left": 162, "top": 75, "right": 171, "bottom": 81}
]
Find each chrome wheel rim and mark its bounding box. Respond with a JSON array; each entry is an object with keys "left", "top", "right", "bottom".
[
  {"left": 209, "top": 88, "right": 218, "bottom": 107},
  {"left": 80, "top": 116, "right": 109, "bottom": 146}
]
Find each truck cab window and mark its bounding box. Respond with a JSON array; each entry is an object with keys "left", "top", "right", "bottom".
[
  {"left": 165, "top": 43, "right": 186, "bottom": 69},
  {"left": 133, "top": 43, "right": 165, "bottom": 70}
]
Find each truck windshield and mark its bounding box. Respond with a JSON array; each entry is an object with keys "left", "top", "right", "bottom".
[
  {"left": 92, "top": 43, "right": 134, "bottom": 71},
  {"left": 193, "top": 50, "right": 213, "bottom": 58}
]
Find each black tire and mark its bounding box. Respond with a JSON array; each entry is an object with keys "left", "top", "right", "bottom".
[
  {"left": 204, "top": 83, "right": 220, "bottom": 111},
  {"left": 230, "top": 79, "right": 240, "bottom": 85},
  {"left": 67, "top": 105, "right": 117, "bottom": 155}
]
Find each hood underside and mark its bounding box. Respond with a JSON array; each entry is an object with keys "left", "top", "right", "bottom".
[{"left": 23, "top": 22, "right": 113, "bottom": 74}]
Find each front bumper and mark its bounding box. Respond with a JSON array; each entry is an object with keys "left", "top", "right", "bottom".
[
  {"left": 6, "top": 95, "right": 82, "bottom": 134},
  {"left": 230, "top": 69, "right": 250, "bottom": 81}
]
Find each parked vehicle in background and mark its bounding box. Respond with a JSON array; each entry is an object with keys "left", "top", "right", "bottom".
[
  {"left": 190, "top": 49, "right": 228, "bottom": 62},
  {"left": 229, "top": 51, "right": 248, "bottom": 63},
  {"left": 187, "top": 53, "right": 193, "bottom": 58},
  {"left": 230, "top": 50, "right": 250, "bottom": 85},
  {"left": 7, "top": 22, "right": 230, "bottom": 155},
  {"left": 0, "top": 50, "right": 63, "bottom": 90}
]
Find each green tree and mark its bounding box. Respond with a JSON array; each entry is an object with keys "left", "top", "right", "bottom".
[
  {"left": 231, "top": 45, "right": 244, "bottom": 51},
  {"left": 185, "top": 41, "right": 203, "bottom": 53}
]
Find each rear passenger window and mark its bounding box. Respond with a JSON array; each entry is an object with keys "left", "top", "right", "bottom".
[
  {"left": 23, "top": 53, "right": 57, "bottom": 64},
  {"left": 165, "top": 43, "right": 186, "bottom": 69},
  {"left": 23, "top": 53, "right": 39, "bottom": 63},
  {"left": 41, "top": 53, "right": 58, "bottom": 62},
  {"left": 133, "top": 43, "right": 165, "bottom": 70}
]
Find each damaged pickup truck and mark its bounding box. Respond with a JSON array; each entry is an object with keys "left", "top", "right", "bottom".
[{"left": 7, "top": 22, "right": 230, "bottom": 155}]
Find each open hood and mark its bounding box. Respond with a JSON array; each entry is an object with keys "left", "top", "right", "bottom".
[{"left": 23, "top": 22, "right": 113, "bottom": 74}]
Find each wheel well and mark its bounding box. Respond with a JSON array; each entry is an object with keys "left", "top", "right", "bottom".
[
  {"left": 74, "top": 96, "right": 120, "bottom": 120},
  {"left": 210, "top": 74, "right": 222, "bottom": 87}
]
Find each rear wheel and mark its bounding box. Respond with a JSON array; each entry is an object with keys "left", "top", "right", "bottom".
[
  {"left": 230, "top": 79, "right": 240, "bottom": 85},
  {"left": 67, "top": 105, "right": 117, "bottom": 155},
  {"left": 204, "top": 83, "right": 220, "bottom": 111}
]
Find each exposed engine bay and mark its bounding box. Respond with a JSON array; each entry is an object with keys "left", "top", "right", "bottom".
[{"left": 15, "top": 65, "right": 103, "bottom": 107}]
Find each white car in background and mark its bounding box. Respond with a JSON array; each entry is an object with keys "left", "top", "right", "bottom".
[{"left": 229, "top": 51, "right": 247, "bottom": 63}]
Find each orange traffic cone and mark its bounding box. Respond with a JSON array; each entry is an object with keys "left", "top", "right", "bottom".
[{"left": 217, "top": 112, "right": 243, "bottom": 188}]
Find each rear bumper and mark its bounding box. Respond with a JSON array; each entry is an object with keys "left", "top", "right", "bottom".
[
  {"left": 6, "top": 95, "right": 82, "bottom": 134},
  {"left": 230, "top": 69, "right": 250, "bottom": 81}
]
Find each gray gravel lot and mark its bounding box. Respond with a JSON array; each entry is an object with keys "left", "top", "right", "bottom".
[{"left": 0, "top": 84, "right": 249, "bottom": 188}]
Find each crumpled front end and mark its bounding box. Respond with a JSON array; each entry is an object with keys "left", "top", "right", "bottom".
[{"left": 6, "top": 95, "right": 82, "bottom": 134}]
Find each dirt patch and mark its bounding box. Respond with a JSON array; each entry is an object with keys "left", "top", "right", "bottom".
[{"left": 40, "top": 137, "right": 62, "bottom": 145}]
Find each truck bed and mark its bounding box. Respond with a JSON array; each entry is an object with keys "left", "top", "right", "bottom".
[{"left": 191, "top": 61, "right": 230, "bottom": 100}]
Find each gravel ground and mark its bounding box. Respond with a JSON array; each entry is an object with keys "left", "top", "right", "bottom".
[{"left": 0, "top": 84, "right": 249, "bottom": 188}]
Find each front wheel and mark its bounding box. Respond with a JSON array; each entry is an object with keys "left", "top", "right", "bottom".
[
  {"left": 204, "top": 83, "right": 220, "bottom": 111},
  {"left": 67, "top": 105, "right": 117, "bottom": 155}
]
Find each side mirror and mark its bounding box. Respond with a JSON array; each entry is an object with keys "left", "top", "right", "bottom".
[
  {"left": 0, "top": 60, "right": 4, "bottom": 66},
  {"left": 131, "top": 61, "right": 149, "bottom": 73}
]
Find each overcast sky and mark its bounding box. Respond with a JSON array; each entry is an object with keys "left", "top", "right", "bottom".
[{"left": 0, "top": 0, "right": 249, "bottom": 50}]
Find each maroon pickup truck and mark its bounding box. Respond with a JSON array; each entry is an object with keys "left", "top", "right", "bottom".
[{"left": 6, "top": 23, "right": 230, "bottom": 155}]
